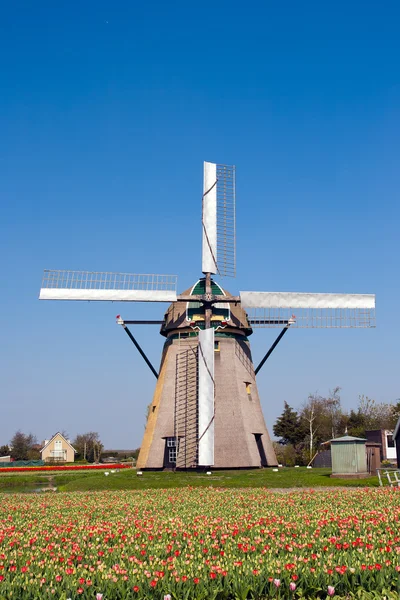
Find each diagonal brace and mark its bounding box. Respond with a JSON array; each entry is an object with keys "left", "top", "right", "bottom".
[
  {"left": 255, "top": 321, "right": 293, "bottom": 375},
  {"left": 118, "top": 320, "right": 159, "bottom": 379}
]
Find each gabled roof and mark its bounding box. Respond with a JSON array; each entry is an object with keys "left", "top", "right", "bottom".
[
  {"left": 330, "top": 435, "right": 366, "bottom": 442},
  {"left": 40, "top": 432, "right": 76, "bottom": 453}
]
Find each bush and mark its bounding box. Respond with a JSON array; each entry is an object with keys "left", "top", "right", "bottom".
[
  {"left": 273, "top": 442, "right": 296, "bottom": 466},
  {"left": 273, "top": 442, "right": 309, "bottom": 467}
]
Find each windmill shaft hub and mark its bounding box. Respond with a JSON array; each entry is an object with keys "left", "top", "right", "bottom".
[{"left": 176, "top": 294, "right": 240, "bottom": 304}]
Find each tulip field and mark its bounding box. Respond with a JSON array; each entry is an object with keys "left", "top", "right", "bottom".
[{"left": 1, "top": 488, "right": 400, "bottom": 599}]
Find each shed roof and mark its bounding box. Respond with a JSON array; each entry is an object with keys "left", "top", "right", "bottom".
[{"left": 330, "top": 435, "right": 366, "bottom": 443}]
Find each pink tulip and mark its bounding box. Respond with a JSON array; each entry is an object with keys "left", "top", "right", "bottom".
[
  {"left": 273, "top": 579, "right": 281, "bottom": 588},
  {"left": 96, "top": 595, "right": 103, "bottom": 600},
  {"left": 164, "top": 595, "right": 172, "bottom": 600},
  {"left": 327, "top": 586, "right": 335, "bottom": 597},
  {"left": 289, "top": 582, "right": 297, "bottom": 591}
]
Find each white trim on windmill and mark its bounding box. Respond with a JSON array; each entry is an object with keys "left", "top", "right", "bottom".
[
  {"left": 202, "top": 161, "right": 218, "bottom": 275},
  {"left": 198, "top": 328, "right": 215, "bottom": 466}
]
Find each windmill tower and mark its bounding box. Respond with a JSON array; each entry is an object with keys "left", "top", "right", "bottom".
[{"left": 39, "top": 161, "right": 376, "bottom": 469}]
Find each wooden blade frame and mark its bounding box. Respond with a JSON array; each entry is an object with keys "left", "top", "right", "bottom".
[
  {"left": 241, "top": 291, "right": 375, "bottom": 328},
  {"left": 246, "top": 307, "right": 375, "bottom": 328},
  {"left": 39, "top": 270, "right": 178, "bottom": 302}
]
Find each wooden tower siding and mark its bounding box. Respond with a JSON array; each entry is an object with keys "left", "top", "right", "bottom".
[{"left": 136, "top": 280, "right": 278, "bottom": 470}]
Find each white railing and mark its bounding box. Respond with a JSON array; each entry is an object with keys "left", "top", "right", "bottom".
[{"left": 377, "top": 468, "right": 400, "bottom": 487}]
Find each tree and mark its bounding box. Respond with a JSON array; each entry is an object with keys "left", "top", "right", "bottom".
[
  {"left": 9, "top": 431, "right": 38, "bottom": 461},
  {"left": 346, "top": 408, "right": 366, "bottom": 438},
  {"left": 299, "top": 388, "right": 345, "bottom": 460},
  {"left": 346, "top": 396, "right": 400, "bottom": 437},
  {"left": 324, "top": 387, "right": 342, "bottom": 439},
  {"left": 301, "top": 394, "right": 321, "bottom": 461},
  {"left": 73, "top": 432, "right": 103, "bottom": 463},
  {"left": 0, "top": 445, "right": 10, "bottom": 457},
  {"left": 273, "top": 441, "right": 297, "bottom": 467},
  {"left": 391, "top": 400, "right": 400, "bottom": 425},
  {"left": 273, "top": 402, "right": 304, "bottom": 445}
]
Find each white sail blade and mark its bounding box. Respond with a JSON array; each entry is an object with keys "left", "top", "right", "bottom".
[
  {"left": 240, "top": 291, "right": 375, "bottom": 309},
  {"left": 202, "top": 161, "right": 218, "bottom": 274},
  {"left": 202, "top": 162, "right": 236, "bottom": 277},
  {"left": 198, "top": 328, "right": 215, "bottom": 466},
  {"left": 39, "top": 270, "right": 178, "bottom": 302},
  {"left": 240, "top": 291, "right": 375, "bottom": 329}
]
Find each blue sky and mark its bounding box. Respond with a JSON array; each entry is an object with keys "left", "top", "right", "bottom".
[{"left": 1, "top": 1, "right": 399, "bottom": 449}]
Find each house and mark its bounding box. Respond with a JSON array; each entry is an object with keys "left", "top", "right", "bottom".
[
  {"left": 365, "top": 429, "right": 397, "bottom": 462},
  {"left": 41, "top": 432, "right": 76, "bottom": 463}
]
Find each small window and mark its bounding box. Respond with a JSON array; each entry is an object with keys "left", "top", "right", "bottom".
[
  {"left": 214, "top": 341, "right": 220, "bottom": 352},
  {"left": 387, "top": 435, "right": 395, "bottom": 448},
  {"left": 166, "top": 437, "right": 179, "bottom": 464},
  {"left": 55, "top": 440, "right": 62, "bottom": 449},
  {"left": 152, "top": 406, "right": 156, "bottom": 413},
  {"left": 245, "top": 382, "right": 252, "bottom": 401},
  {"left": 168, "top": 447, "right": 177, "bottom": 463}
]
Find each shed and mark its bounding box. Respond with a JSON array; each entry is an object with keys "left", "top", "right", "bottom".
[
  {"left": 330, "top": 435, "right": 368, "bottom": 479},
  {"left": 394, "top": 417, "right": 400, "bottom": 469}
]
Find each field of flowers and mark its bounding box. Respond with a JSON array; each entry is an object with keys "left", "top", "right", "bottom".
[{"left": 0, "top": 488, "right": 400, "bottom": 599}]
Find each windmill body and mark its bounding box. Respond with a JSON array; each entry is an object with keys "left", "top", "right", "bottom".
[
  {"left": 39, "top": 161, "right": 376, "bottom": 469},
  {"left": 137, "top": 279, "right": 276, "bottom": 469}
]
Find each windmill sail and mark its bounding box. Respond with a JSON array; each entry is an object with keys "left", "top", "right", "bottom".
[
  {"left": 202, "top": 162, "right": 236, "bottom": 277},
  {"left": 39, "top": 270, "right": 178, "bottom": 302},
  {"left": 198, "top": 328, "right": 215, "bottom": 466},
  {"left": 202, "top": 162, "right": 217, "bottom": 274},
  {"left": 240, "top": 291, "right": 376, "bottom": 328}
]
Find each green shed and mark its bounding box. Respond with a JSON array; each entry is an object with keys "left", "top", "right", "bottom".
[{"left": 330, "top": 435, "right": 368, "bottom": 479}]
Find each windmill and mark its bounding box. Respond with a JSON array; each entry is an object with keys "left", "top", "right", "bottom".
[{"left": 39, "top": 161, "right": 376, "bottom": 469}]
